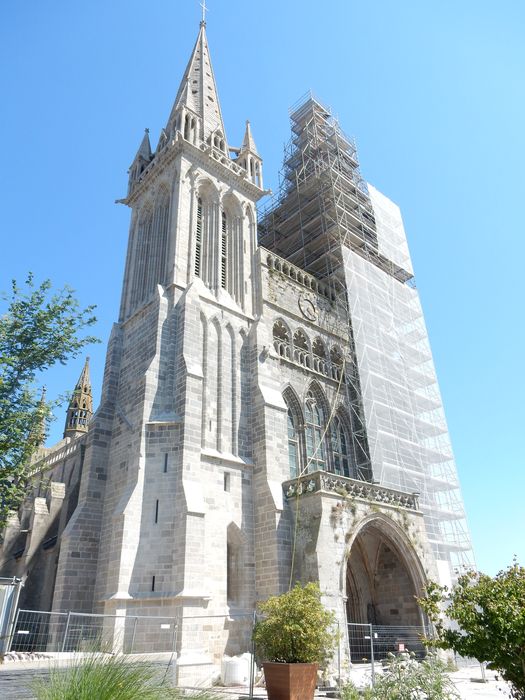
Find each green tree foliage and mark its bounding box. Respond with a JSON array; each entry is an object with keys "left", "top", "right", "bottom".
[
  {"left": 0, "top": 274, "right": 97, "bottom": 531},
  {"left": 253, "top": 582, "right": 337, "bottom": 665},
  {"left": 419, "top": 560, "right": 525, "bottom": 699}
]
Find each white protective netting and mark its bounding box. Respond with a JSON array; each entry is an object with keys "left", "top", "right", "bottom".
[{"left": 342, "top": 228, "right": 474, "bottom": 577}]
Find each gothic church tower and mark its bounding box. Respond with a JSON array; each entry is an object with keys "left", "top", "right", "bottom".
[
  {"left": 45, "top": 12, "right": 472, "bottom": 682},
  {"left": 51, "top": 19, "right": 266, "bottom": 651}
]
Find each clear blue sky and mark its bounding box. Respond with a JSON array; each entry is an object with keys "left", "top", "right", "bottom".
[{"left": 1, "top": 1, "right": 523, "bottom": 577}]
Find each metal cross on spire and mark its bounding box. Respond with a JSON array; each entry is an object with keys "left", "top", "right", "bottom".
[{"left": 200, "top": 0, "right": 208, "bottom": 26}]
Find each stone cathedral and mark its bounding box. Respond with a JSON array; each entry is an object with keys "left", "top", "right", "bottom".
[{"left": 1, "top": 17, "right": 473, "bottom": 679}]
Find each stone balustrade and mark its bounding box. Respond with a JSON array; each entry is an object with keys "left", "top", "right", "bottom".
[
  {"left": 264, "top": 250, "right": 336, "bottom": 302},
  {"left": 283, "top": 470, "right": 420, "bottom": 511}
]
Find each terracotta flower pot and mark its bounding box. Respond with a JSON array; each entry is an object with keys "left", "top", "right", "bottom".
[{"left": 263, "top": 661, "right": 319, "bottom": 700}]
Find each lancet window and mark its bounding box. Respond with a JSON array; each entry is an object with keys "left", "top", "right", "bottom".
[
  {"left": 151, "top": 188, "right": 170, "bottom": 288},
  {"left": 226, "top": 523, "right": 243, "bottom": 606},
  {"left": 305, "top": 390, "right": 327, "bottom": 472},
  {"left": 273, "top": 320, "right": 291, "bottom": 359},
  {"left": 226, "top": 542, "right": 238, "bottom": 603},
  {"left": 287, "top": 409, "right": 300, "bottom": 479},
  {"left": 330, "top": 415, "right": 352, "bottom": 478},
  {"left": 282, "top": 386, "right": 358, "bottom": 481},
  {"left": 213, "top": 132, "right": 226, "bottom": 153},
  {"left": 293, "top": 329, "right": 310, "bottom": 367},
  {"left": 283, "top": 388, "right": 303, "bottom": 479},
  {"left": 312, "top": 337, "right": 327, "bottom": 375},
  {"left": 193, "top": 189, "right": 246, "bottom": 305},
  {"left": 330, "top": 346, "right": 344, "bottom": 381},
  {"left": 127, "top": 186, "right": 170, "bottom": 315},
  {"left": 184, "top": 114, "right": 197, "bottom": 144},
  {"left": 221, "top": 211, "right": 228, "bottom": 289},
  {"left": 195, "top": 197, "right": 203, "bottom": 277}
]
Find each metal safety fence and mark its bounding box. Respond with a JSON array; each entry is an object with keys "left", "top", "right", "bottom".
[
  {"left": 10, "top": 609, "right": 177, "bottom": 655},
  {"left": 348, "top": 622, "right": 429, "bottom": 663},
  {"left": 347, "top": 622, "right": 430, "bottom": 685},
  {"left": 7, "top": 610, "right": 434, "bottom": 695},
  {"left": 8, "top": 610, "right": 258, "bottom": 696}
]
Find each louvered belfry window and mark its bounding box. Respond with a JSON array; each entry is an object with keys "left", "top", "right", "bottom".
[
  {"left": 221, "top": 211, "right": 227, "bottom": 289},
  {"left": 195, "top": 197, "right": 203, "bottom": 277}
]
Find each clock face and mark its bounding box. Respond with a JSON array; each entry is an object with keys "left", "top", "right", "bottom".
[{"left": 298, "top": 295, "right": 318, "bottom": 321}]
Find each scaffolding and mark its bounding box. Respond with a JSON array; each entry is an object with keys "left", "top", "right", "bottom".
[{"left": 258, "top": 92, "right": 474, "bottom": 577}]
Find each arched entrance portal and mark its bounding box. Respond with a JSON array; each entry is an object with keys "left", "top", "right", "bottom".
[{"left": 346, "top": 519, "right": 424, "bottom": 628}]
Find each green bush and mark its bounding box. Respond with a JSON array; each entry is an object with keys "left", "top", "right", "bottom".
[
  {"left": 32, "top": 652, "right": 219, "bottom": 700},
  {"left": 340, "top": 653, "right": 458, "bottom": 700},
  {"left": 252, "top": 582, "right": 337, "bottom": 665},
  {"left": 339, "top": 679, "right": 363, "bottom": 700},
  {"left": 419, "top": 561, "right": 525, "bottom": 699}
]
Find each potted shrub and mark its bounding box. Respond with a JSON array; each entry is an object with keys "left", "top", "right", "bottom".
[{"left": 253, "top": 582, "right": 336, "bottom": 700}]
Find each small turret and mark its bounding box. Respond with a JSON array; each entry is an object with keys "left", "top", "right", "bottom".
[
  {"left": 238, "top": 120, "right": 263, "bottom": 188},
  {"left": 127, "top": 129, "right": 153, "bottom": 196},
  {"left": 63, "top": 358, "right": 93, "bottom": 439}
]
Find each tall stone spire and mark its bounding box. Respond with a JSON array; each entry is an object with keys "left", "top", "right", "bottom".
[
  {"left": 63, "top": 358, "right": 93, "bottom": 439},
  {"left": 166, "top": 22, "right": 228, "bottom": 146}
]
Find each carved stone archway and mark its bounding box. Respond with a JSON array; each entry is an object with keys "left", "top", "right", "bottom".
[{"left": 345, "top": 516, "right": 426, "bottom": 628}]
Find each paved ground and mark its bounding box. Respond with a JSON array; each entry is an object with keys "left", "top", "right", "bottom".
[
  {"left": 0, "top": 658, "right": 512, "bottom": 699},
  {"left": 449, "top": 665, "right": 510, "bottom": 699},
  {"left": 0, "top": 664, "right": 46, "bottom": 699}
]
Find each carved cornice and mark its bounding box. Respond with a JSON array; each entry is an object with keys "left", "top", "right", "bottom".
[{"left": 283, "top": 470, "right": 420, "bottom": 511}]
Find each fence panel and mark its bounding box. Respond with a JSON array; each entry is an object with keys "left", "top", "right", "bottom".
[
  {"left": 347, "top": 622, "right": 429, "bottom": 665},
  {"left": 0, "top": 578, "right": 23, "bottom": 654},
  {"left": 372, "top": 624, "right": 428, "bottom": 660},
  {"left": 11, "top": 610, "right": 69, "bottom": 652},
  {"left": 128, "top": 615, "right": 177, "bottom": 654},
  {"left": 9, "top": 610, "right": 178, "bottom": 655}
]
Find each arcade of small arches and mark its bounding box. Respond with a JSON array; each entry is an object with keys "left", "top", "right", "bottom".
[
  {"left": 66, "top": 394, "right": 90, "bottom": 430},
  {"left": 67, "top": 408, "right": 89, "bottom": 429},
  {"left": 273, "top": 319, "right": 345, "bottom": 381},
  {"left": 166, "top": 110, "right": 228, "bottom": 154},
  {"left": 266, "top": 254, "right": 337, "bottom": 302},
  {"left": 284, "top": 384, "right": 356, "bottom": 481}
]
